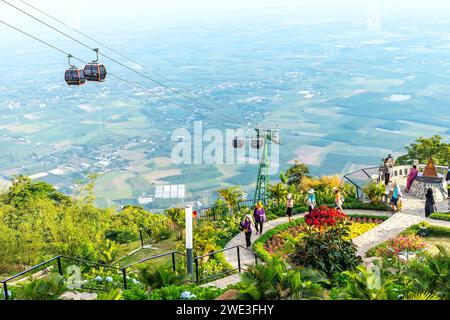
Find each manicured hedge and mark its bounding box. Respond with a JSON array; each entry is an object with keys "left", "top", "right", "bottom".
[
  {"left": 346, "top": 214, "right": 390, "bottom": 221},
  {"left": 430, "top": 212, "right": 450, "bottom": 222}
]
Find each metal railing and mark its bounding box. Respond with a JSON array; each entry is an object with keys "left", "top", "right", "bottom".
[
  {"left": 0, "top": 255, "right": 122, "bottom": 301},
  {"left": 193, "top": 245, "right": 258, "bottom": 285},
  {"left": 120, "top": 251, "right": 186, "bottom": 290},
  {"left": 195, "top": 198, "right": 266, "bottom": 222},
  {"left": 341, "top": 166, "right": 381, "bottom": 200}
]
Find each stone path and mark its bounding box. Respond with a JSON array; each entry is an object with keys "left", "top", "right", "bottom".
[{"left": 205, "top": 185, "right": 450, "bottom": 289}]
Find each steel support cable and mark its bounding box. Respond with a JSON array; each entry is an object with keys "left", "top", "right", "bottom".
[{"left": 0, "top": 6, "right": 301, "bottom": 166}]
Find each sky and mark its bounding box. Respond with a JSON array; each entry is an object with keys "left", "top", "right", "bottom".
[{"left": 1, "top": 0, "right": 450, "bottom": 33}]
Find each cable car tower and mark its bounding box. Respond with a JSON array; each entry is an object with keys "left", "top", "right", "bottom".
[{"left": 253, "top": 128, "right": 279, "bottom": 205}]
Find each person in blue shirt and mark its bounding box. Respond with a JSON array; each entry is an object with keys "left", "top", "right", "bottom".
[{"left": 306, "top": 189, "right": 316, "bottom": 214}]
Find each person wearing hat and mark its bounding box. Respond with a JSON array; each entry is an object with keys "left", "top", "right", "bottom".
[
  {"left": 306, "top": 189, "right": 316, "bottom": 214},
  {"left": 241, "top": 214, "right": 255, "bottom": 248},
  {"left": 334, "top": 187, "right": 344, "bottom": 213},
  {"left": 286, "top": 194, "right": 294, "bottom": 222},
  {"left": 253, "top": 202, "right": 266, "bottom": 235}
]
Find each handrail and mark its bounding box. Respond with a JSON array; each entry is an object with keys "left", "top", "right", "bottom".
[
  {"left": 193, "top": 247, "right": 236, "bottom": 261},
  {"left": 121, "top": 251, "right": 186, "bottom": 270},
  {"left": 60, "top": 256, "right": 121, "bottom": 270},
  {"left": 0, "top": 256, "right": 61, "bottom": 284}
]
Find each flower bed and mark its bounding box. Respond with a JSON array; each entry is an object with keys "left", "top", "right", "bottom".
[
  {"left": 305, "top": 206, "right": 346, "bottom": 227},
  {"left": 367, "top": 235, "right": 427, "bottom": 259},
  {"left": 254, "top": 212, "right": 388, "bottom": 261}
]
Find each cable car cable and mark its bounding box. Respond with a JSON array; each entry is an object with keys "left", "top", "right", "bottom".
[
  {"left": 0, "top": 19, "right": 226, "bottom": 128},
  {"left": 1, "top": 0, "right": 247, "bottom": 129},
  {"left": 0, "top": 12, "right": 301, "bottom": 166},
  {"left": 17, "top": 0, "right": 251, "bottom": 129}
]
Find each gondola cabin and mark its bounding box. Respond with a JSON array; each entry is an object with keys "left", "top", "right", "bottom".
[
  {"left": 251, "top": 138, "right": 264, "bottom": 150},
  {"left": 64, "top": 67, "right": 86, "bottom": 86},
  {"left": 232, "top": 137, "right": 245, "bottom": 149},
  {"left": 84, "top": 63, "right": 107, "bottom": 82}
]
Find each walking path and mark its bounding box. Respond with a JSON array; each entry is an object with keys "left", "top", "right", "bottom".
[{"left": 205, "top": 184, "right": 450, "bottom": 289}]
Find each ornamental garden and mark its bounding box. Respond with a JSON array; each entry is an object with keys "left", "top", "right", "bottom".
[{"left": 0, "top": 136, "right": 449, "bottom": 301}]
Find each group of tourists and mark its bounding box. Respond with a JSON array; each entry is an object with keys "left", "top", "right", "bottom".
[
  {"left": 240, "top": 187, "right": 346, "bottom": 248},
  {"left": 240, "top": 155, "right": 449, "bottom": 248},
  {"left": 382, "top": 154, "right": 450, "bottom": 217}
]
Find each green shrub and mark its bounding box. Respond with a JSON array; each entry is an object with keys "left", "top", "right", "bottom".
[
  {"left": 430, "top": 213, "right": 450, "bottom": 222},
  {"left": 239, "top": 257, "right": 326, "bottom": 300},
  {"left": 13, "top": 273, "right": 67, "bottom": 300},
  {"left": 291, "top": 220, "right": 361, "bottom": 278},
  {"left": 105, "top": 229, "right": 138, "bottom": 244},
  {"left": 362, "top": 182, "right": 386, "bottom": 204},
  {"left": 122, "top": 287, "right": 150, "bottom": 300},
  {"left": 148, "top": 284, "right": 224, "bottom": 300},
  {"left": 138, "top": 265, "right": 188, "bottom": 290}
]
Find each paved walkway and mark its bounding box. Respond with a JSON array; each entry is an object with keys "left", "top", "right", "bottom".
[{"left": 205, "top": 185, "right": 450, "bottom": 289}]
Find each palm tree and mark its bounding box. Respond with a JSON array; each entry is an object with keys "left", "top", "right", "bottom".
[
  {"left": 268, "top": 183, "right": 288, "bottom": 207},
  {"left": 239, "top": 257, "right": 326, "bottom": 300},
  {"left": 165, "top": 208, "right": 185, "bottom": 241},
  {"left": 217, "top": 186, "right": 244, "bottom": 215}
]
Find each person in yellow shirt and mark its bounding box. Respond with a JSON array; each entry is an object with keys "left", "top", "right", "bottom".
[{"left": 334, "top": 187, "right": 345, "bottom": 213}]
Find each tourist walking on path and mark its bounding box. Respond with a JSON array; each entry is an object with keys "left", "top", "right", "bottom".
[
  {"left": 286, "top": 194, "right": 294, "bottom": 222},
  {"left": 446, "top": 169, "right": 450, "bottom": 198},
  {"left": 306, "top": 189, "right": 316, "bottom": 214},
  {"left": 253, "top": 202, "right": 266, "bottom": 235},
  {"left": 334, "top": 188, "right": 345, "bottom": 213},
  {"left": 390, "top": 182, "right": 402, "bottom": 212},
  {"left": 405, "top": 165, "right": 419, "bottom": 193},
  {"left": 241, "top": 214, "right": 255, "bottom": 248},
  {"left": 425, "top": 188, "right": 437, "bottom": 217}
]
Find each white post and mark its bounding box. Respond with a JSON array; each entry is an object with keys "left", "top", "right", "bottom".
[{"left": 185, "top": 205, "right": 194, "bottom": 278}]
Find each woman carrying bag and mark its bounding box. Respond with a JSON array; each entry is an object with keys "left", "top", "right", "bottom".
[{"left": 240, "top": 214, "right": 255, "bottom": 248}]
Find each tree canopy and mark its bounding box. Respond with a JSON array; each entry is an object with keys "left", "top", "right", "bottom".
[{"left": 396, "top": 135, "right": 450, "bottom": 166}]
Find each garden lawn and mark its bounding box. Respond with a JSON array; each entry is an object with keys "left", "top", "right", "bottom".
[{"left": 115, "top": 236, "right": 181, "bottom": 268}]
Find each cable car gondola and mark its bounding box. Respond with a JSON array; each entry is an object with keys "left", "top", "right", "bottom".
[
  {"left": 232, "top": 137, "right": 245, "bottom": 149},
  {"left": 64, "top": 55, "right": 86, "bottom": 86},
  {"left": 251, "top": 138, "right": 264, "bottom": 150},
  {"left": 84, "top": 48, "right": 107, "bottom": 82}
]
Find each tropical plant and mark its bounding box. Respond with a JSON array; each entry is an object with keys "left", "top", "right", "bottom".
[
  {"left": 291, "top": 219, "right": 361, "bottom": 278},
  {"left": 216, "top": 186, "right": 244, "bottom": 214},
  {"left": 403, "top": 291, "right": 440, "bottom": 300},
  {"left": 165, "top": 207, "right": 185, "bottom": 241},
  {"left": 362, "top": 182, "right": 386, "bottom": 204},
  {"left": 148, "top": 284, "right": 224, "bottom": 300},
  {"left": 138, "top": 265, "right": 188, "bottom": 290},
  {"left": 405, "top": 245, "right": 450, "bottom": 299},
  {"left": 97, "top": 288, "right": 123, "bottom": 300},
  {"left": 13, "top": 273, "right": 67, "bottom": 300},
  {"left": 335, "top": 265, "right": 392, "bottom": 300},
  {"left": 239, "top": 257, "right": 326, "bottom": 300}
]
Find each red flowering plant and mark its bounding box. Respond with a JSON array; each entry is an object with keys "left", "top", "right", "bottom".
[
  {"left": 305, "top": 206, "right": 347, "bottom": 228},
  {"left": 376, "top": 235, "right": 427, "bottom": 258}
]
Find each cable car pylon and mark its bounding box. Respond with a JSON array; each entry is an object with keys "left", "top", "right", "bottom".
[{"left": 254, "top": 128, "right": 279, "bottom": 206}]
